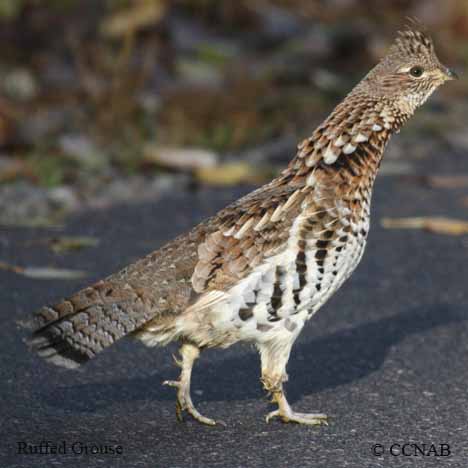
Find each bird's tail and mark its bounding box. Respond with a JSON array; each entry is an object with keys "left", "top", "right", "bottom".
[{"left": 27, "top": 280, "right": 153, "bottom": 369}]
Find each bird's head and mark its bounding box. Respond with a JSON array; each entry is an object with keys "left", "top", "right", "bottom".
[{"left": 359, "top": 28, "right": 457, "bottom": 117}]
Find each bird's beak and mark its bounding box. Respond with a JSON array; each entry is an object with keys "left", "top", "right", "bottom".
[{"left": 443, "top": 67, "right": 459, "bottom": 80}]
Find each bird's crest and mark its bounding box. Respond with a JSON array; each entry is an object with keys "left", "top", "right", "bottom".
[{"left": 389, "top": 27, "right": 435, "bottom": 61}]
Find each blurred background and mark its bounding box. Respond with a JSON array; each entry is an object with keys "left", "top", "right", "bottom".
[
  {"left": 3, "top": 3, "right": 468, "bottom": 461},
  {"left": 0, "top": 0, "right": 467, "bottom": 227}
]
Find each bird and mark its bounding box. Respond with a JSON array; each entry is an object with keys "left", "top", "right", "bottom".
[{"left": 28, "top": 27, "right": 457, "bottom": 426}]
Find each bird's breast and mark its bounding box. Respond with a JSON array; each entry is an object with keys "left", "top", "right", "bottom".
[{"left": 187, "top": 199, "right": 371, "bottom": 348}]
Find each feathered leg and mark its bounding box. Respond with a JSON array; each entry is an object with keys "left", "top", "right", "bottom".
[
  {"left": 258, "top": 338, "right": 328, "bottom": 425},
  {"left": 163, "top": 342, "right": 221, "bottom": 426}
]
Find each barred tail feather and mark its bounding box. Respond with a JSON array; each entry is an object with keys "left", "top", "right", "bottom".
[{"left": 28, "top": 280, "right": 155, "bottom": 369}]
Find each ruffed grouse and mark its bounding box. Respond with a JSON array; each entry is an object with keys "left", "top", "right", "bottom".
[{"left": 29, "top": 28, "right": 456, "bottom": 426}]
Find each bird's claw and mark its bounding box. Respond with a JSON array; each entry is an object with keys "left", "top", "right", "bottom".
[
  {"left": 163, "top": 380, "right": 180, "bottom": 388},
  {"left": 266, "top": 409, "right": 328, "bottom": 426},
  {"left": 163, "top": 379, "right": 224, "bottom": 427},
  {"left": 176, "top": 398, "right": 222, "bottom": 426},
  {"left": 171, "top": 353, "right": 183, "bottom": 368}
]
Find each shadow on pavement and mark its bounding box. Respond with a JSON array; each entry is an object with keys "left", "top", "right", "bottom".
[{"left": 38, "top": 303, "right": 464, "bottom": 412}]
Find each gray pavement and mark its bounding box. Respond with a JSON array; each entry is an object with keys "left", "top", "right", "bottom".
[{"left": 1, "top": 165, "right": 468, "bottom": 467}]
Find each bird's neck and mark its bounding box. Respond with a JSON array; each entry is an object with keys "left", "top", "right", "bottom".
[{"left": 285, "top": 92, "right": 408, "bottom": 187}]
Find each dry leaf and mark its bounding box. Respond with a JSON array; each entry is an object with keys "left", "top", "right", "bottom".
[
  {"left": 195, "top": 162, "right": 272, "bottom": 186},
  {"left": 49, "top": 236, "right": 99, "bottom": 254},
  {"left": 427, "top": 175, "right": 468, "bottom": 189},
  {"left": 381, "top": 217, "right": 468, "bottom": 236},
  {"left": 0, "top": 261, "right": 87, "bottom": 279},
  {"left": 21, "top": 267, "right": 87, "bottom": 280},
  {"left": 143, "top": 145, "right": 218, "bottom": 171},
  {"left": 101, "top": 0, "right": 166, "bottom": 38}
]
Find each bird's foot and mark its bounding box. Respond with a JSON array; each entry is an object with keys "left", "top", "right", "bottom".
[
  {"left": 163, "top": 380, "right": 224, "bottom": 427},
  {"left": 266, "top": 408, "right": 328, "bottom": 425},
  {"left": 265, "top": 390, "right": 328, "bottom": 425}
]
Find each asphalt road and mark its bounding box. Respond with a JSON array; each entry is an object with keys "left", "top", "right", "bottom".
[{"left": 1, "top": 159, "right": 468, "bottom": 467}]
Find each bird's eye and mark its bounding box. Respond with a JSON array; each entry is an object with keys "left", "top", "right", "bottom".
[{"left": 409, "top": 66, "right": 424, "bottom": 78}]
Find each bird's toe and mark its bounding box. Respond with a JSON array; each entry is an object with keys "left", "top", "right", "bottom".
[{"left": 266, "top": 409, "right": 328, "bottom": 426}]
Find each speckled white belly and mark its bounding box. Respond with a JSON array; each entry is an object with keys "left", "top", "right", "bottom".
[{"left": 187, "top": 210, "right": 370, "bottom": 348}]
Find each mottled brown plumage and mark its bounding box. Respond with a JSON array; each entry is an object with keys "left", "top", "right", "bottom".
[{"left": 28, "top": 28, "right": 456, "bottom": 426}]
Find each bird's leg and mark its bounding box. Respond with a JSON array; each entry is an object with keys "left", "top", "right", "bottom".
[
  {"left": 258, "top": 340, "right": 328, "bottom": 426},
  {"left": 265, "top": 386, "right": 328, "bottom": 425},
  {"left": 163, "top": 343, "right": 220, "bottom": 426}
]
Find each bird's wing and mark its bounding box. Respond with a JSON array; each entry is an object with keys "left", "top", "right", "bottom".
[
  {"left": 191, "top": 180, "right": 308, "bottom": 297},
  {"left": 28, "top": 177, "right": 312, "bottom": 367},
  {"left": 28, "top": 229, "right": 205, "bottom": 366}
]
